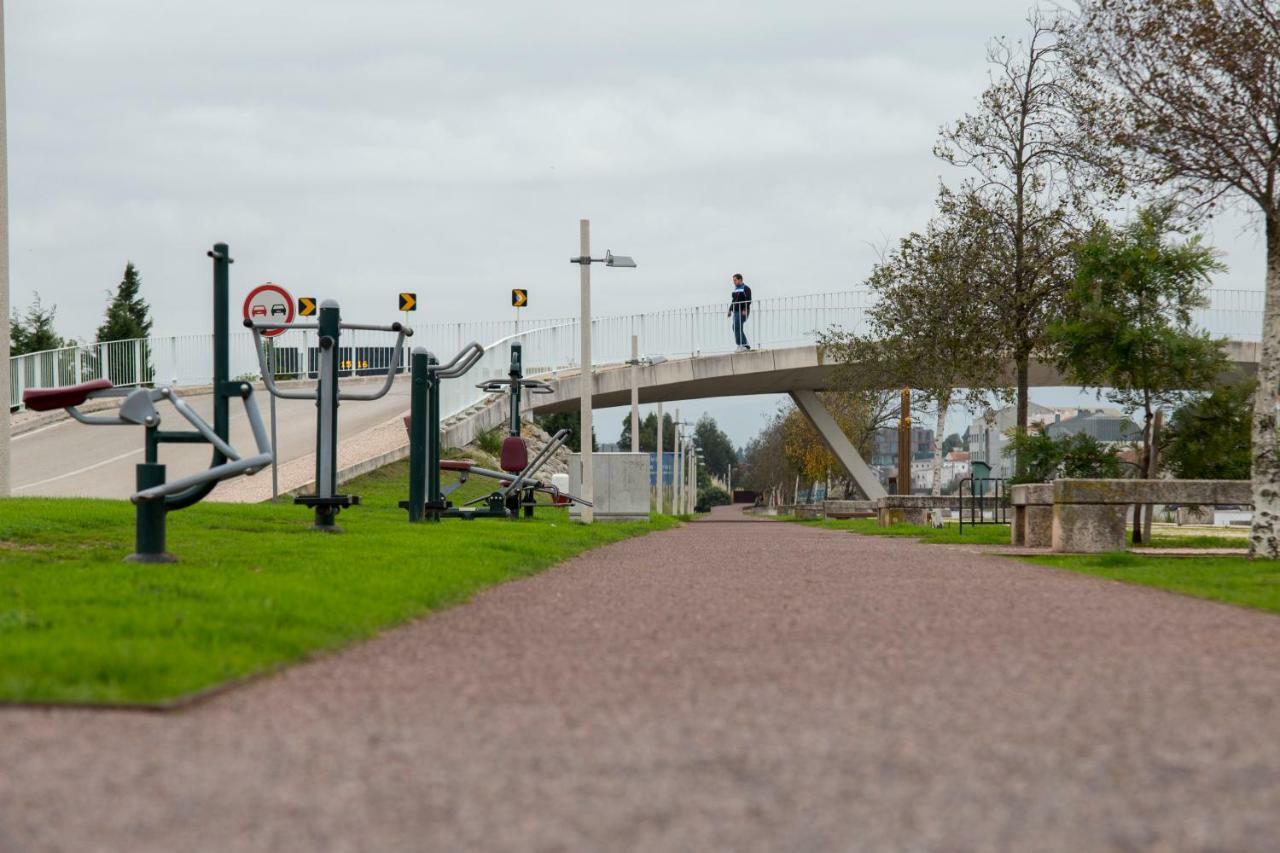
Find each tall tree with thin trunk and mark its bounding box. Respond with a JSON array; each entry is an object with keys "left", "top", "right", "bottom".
[
  {"left": 1047, "top": 205, "right": 1229, "bottom": 541},
  {"left": 820, "top": 201, "right": 1006, "bottom": 495},
  {"left": 1068, "top": 0, "right": 1280, "bottom": 557},
  {"left": 936, "top": 12, "right": 1113, "bottom": 474}
]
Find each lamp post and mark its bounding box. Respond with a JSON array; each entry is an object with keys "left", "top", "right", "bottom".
[
  {"left": 569, "top": 220, "right": 636, "bottom": 524},
  {"left": 0, "top": 0, "right": 11, "bottom": 497}
]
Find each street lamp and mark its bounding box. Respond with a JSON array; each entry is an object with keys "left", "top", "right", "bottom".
[
  {"left": 570, "top": 219, "right": 637, "bottom": 523},
  {"left": 0, "top": 1, "right": 11, "bottom": 496}
]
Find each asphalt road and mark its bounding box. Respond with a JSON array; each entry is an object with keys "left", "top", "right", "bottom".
[
  {"left": 3, "top": 507, "right": 1279, "bottom": 851},
  {"left": 11, "top": 377, "right": 413, "bottom": 500}
]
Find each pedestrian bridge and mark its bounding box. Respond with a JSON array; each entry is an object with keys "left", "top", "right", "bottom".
[{"left": 8, "top": 289, "right": 1264, "bottom": 501}]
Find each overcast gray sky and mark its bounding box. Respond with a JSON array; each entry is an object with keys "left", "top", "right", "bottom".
[{"left": 8, "top": 1, "right": 1270, "bottom": 446}]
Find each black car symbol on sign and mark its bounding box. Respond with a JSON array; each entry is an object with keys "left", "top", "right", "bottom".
[{"left": 271, "top": 303, "right": 287, "bottom": 317}]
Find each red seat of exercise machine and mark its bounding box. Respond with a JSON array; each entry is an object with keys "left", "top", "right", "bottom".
[
  {"left": 440, "top": 460, "right": 474, "bottom": 472},
  {"left": 22, "top": 379, "right": 113, "bottom": 412},
  {"left": 500, "top": 436, "right": 529, "bottom": 473}
]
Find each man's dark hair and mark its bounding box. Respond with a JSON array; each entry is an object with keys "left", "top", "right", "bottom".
[{"left": 733, "top": 273, "right": 744, "bottom": 282}]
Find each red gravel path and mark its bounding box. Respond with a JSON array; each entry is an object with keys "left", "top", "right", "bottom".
[{"left": 3, "top": 506, "right": 1280, "bottom": 852}]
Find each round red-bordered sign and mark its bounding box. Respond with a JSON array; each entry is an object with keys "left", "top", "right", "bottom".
[{"left": 243, "top": 282, "right": 295, "bottom": 338}]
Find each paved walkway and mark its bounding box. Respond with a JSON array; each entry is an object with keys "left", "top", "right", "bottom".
[{"left": 3, "top": 507, "right": 1280, "bottom": 852}]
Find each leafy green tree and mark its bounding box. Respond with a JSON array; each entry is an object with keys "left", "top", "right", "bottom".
[
  {"left": 942, "top": 433, "right": 965, "bottom": 453},
  {"left": 1048, "top": 205, "right": 1227, "bottom": 539},
  {"left": 936, "top": 12, "right": 1114, "bottom": 470},
  {"left": 534, "top": 411, "right": 596, "bottom": 453},
  {"left": 1067, "top": 0, "right": 1280, "bottom": 556},
  {"left": 693, "top": 415, "right": 736, "bottom": 481},
  {"left": 10, "top": 293, "right": 68, "bottom": 356},
  {"left": 1163, "top": 381, "right": 1254, "bottom": 481},
  {"left": 618, "top": 411, "right": 675, "bottom": 453},
  {"left": 96, "top": 262, "right": 153, "bottom": 342},
  {"left": 820, "top": 199, "right": 1006, "bottom": 495},
  {"left": 1004, "top": 425, "right": 1124, "bottom": 485}
]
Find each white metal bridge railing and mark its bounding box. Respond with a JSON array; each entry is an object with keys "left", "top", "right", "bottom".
[{"left": 8, "top": 288, "right": 1266, "bottom": 415}]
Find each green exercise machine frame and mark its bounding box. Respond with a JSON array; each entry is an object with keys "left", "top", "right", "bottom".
[
  {"left": 20, "top": 243, "right": 275, "bottom": 563},
  {"left": 247, "top": 300, "right": 412, "bottom": 531},
  {"left": 400, "top": 342, "right": 488, "bottom": 521}
]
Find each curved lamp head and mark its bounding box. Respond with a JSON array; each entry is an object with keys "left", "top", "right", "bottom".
[{"left": 604, "top": 250, "right": 636, "bottom": 268}]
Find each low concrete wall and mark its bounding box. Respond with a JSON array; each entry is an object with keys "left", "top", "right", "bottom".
[
  {"left": 875, "top": 495, "right": 960, "bottom": 527},
  {"left": 823, "top": 499, "right": 876, "bottom": 519},
  {"left": 568, "top": 453, "right": 650, "bottom": 521}
]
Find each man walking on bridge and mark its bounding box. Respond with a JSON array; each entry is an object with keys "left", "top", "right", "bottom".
[{"left": 729, "top": 273, "right": 752, "bottom": 351}]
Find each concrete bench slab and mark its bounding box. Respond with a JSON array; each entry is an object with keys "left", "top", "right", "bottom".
[
  {"left": 1010, "top": 484, "right": 1053, "bottom": 547},
  {"left": 1053, "top": 479, "right": 1251, "bottom": 506},
  {"left": 1050, "top": 479, "right": 1252, "bottom": 553}
]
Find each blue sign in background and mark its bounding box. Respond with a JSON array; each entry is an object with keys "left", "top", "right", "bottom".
[{"left": 648, "top": 452, "right": 677, "bottom": 487}]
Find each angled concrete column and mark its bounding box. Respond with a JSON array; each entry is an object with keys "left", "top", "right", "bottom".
[{"left": 789, "top": 390, "right": 886, "bottom": 501}]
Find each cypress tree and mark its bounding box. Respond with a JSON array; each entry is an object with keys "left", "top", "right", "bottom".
[{"left": 96, "top": 262, "right": 153, "bottom": 343}]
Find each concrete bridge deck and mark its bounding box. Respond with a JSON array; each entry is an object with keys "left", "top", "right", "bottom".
[{"left": 11, "top": 339, "right": 1260, "bottom": 501}]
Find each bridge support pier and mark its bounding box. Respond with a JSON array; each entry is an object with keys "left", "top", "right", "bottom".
[{"left": 789, "top": 390, "right": 887, "bottom": 501}]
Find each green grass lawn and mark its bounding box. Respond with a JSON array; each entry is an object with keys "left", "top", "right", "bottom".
[
  {"left": 785, "top": 516, "right": 1249, "bottom": 550},
  {"left": 1024, "top": 552, "right": 1280, "bottom": 616},
  {"left": 786, "top": 516, "right": 1012, "bottom": 545},
  {"left": 0, "top": 461, "right": 675, "bottom": 706}
]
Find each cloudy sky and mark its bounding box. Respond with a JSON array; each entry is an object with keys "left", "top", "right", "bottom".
[{"left": 7, "top": 1, "right": 1269, "bottom": 445}]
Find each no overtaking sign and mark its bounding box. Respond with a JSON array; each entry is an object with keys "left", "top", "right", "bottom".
[{"left": 243, "top": 283, "right": 294, "bottom": 338}]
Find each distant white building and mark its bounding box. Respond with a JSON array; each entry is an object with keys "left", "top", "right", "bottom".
[
  {"left": 911, "top": 450, "right": 972, "bottom": 491},
  {"left": 968, "top": 403, "right": 1081, "bottom": 480}
]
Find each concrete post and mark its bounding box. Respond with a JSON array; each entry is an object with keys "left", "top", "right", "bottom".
[
  {"left": 630, "top": 334, "right": 639, "bottom": 453},
  {"left": 578, "top": 218, "right": 593, "bottom": 524},
  {"left": 655, "top": 401, "right": 664, "bottom": 513},
  {"left": 0, "top": 0, "right": 9, "bottom": 496}
]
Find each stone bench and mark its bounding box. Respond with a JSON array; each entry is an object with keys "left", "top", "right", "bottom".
[
  {"left": 876, "top": 495, "right": 960, "bottom": 527},
  {"left": 1051, "top": 479, "right": 1251, "bottom": 553},
  {"left": 822, "top": 499, "right": 876, "bottom": 519},
  {"left": 1010, "top": 484, "right": 1053, "bottom": 547}
]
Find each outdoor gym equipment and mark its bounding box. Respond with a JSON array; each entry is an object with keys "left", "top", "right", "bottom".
[
  {"left": 247, "top": 300, "right": 411, "bottom": 531},
  {"left": 20, "top": 244, "right": 274, "bottom": 563},
  {"left": 402, "top": 342, "right": 589, "bottom": 521},
  {"left": 399, "top": 342, "right": 488, "bottom": 521}
]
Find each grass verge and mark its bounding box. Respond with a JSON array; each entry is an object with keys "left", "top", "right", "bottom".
[
  {"left": 0, "top": 461, "right": 676, "bottom": 705},
  {"left": 1023, "top": 552, "right": 1280, "bottom": 616},
  {"left": 784, "top": 517, "right": 1248, "bottom": 550},
  {"left": 785, "top": 516, "right": 1273, "bottom": 615}
]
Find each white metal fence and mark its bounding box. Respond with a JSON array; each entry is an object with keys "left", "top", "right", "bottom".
[{"left": 8, "top": 288, "right": 1266, "bottom": 414}]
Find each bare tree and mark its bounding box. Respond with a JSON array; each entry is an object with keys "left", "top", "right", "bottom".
[
  {"left": 936, "top": 12, "right": 1110, "bottom": 472},
  {"left": 1068, "top": 0, "right": 1280, "bottom": 557},
  {"left": 820, "top": 200, "right": 1008, "bottom": 495}
]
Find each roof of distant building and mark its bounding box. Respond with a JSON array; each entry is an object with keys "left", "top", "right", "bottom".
[{"left": 1045, "top": 412, "right": 1142, "bottom": 442}]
